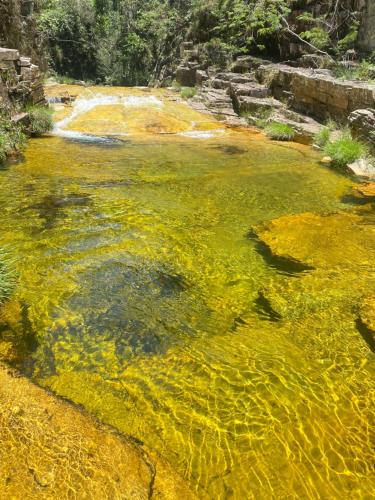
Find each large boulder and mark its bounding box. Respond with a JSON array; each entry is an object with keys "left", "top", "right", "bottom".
[
  {"left": 347, "top": 158, "right": 375, "bottom": 180},
  {"left": 176, "top": 65, "right": 196, "bottom": 87},
  {"left": 348, "top": 108, "right": 375, "bottom": 144},
  {"left": 0, "top": 47, "right": 19, "bottom": 61}
]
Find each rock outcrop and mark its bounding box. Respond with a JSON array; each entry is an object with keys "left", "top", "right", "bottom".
[
  {"left": 174, "top": 43, "right": 375, "bottom": 149},
  {"left": 349, "top": 108, "right": 375, "bottom": 145},
  {"left": 0, "top": 46, "right": 45, "bottom": 114},
  {"left": 256, "top": 64, "right": 375, "bottom": 121}
]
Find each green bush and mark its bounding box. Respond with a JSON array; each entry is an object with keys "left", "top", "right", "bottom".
[
  {"left": 180, "top": 87, "right": 196, "bottom": 100},
  {"left": 265, "top": 122, "right": 295, "bottom": 141},
  {"left": 313, "top": 127, "right": 330, "bottom": 148},
  {"left": 0, "top": 115, "right": 27, "bottom": 163},
  {"left": 27, "top": 106, "right": 54, "bottom": 136},
  {"left": 324, "top": 132, "right": 368, "bottom": 168},
  {"left": 0, "top": 250, "right": 16, "bottom": 305}
]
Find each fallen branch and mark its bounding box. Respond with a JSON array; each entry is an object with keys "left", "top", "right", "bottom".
[{"left": 280, "top": 16, "right": 335, "bottom": 62}]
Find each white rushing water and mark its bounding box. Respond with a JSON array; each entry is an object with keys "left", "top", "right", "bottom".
[{"left": 54, "top": 94, "right": 164, "bottom": 140}]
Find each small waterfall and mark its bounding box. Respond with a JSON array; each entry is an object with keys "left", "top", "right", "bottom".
[{"left": 54, "top": 94, "right": 164, "bottom": 141}]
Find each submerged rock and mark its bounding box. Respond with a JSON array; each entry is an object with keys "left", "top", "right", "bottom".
[
  {"left": 353, "top": 182, "right": 375, "bottom": 199},
  {"left": 0, "top": 364, "right": 194, "bottom": 499},
  {"left": 252, "top": 211, "right": 375, "bottom": 270}
]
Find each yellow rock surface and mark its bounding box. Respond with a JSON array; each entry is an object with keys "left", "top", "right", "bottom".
[
  {"left": 253, "top": 211, "right": 375, "bottom": 269},
  {"left": 0, "top": 364, "right": 195, "bottom": 500}
]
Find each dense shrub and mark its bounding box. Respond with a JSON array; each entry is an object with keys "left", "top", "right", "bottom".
[
  {"left": 27, "top": 106, "right": 54, "bottom": 136},
  {"left": 265, "top": 122, "right": 295, "bottom": 141},
  {"left": 324, "top": 132, "right": 368, "bottom": 168},
  {"left": 0, "top": 115, "right": 27, "bottom": 163}
]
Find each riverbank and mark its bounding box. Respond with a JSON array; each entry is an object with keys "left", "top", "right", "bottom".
[{"left": 175, "top": 44, "right": 375, "bottom": 178}]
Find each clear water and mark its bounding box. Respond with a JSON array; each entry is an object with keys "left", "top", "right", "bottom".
[{"left": 0, "top": 87, "right": 374, "bottom": 498}]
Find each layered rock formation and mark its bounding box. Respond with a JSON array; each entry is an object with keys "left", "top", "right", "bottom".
[
  {"left": 175, "top": 45, "right": 375, "bottom": 146},
  {"left": 256, "top": 64, "right": 375, "bottom": 121},
  {"left": 0, "top": 46, "right": 45, "bottom": 114}
]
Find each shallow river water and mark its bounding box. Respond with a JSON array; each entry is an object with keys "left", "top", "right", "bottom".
[{"left": 0, "top": 86, "right": 374, "bottom": 498}]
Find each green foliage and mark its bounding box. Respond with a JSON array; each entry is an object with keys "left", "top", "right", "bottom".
[
  {"left": 300, "top": 27, "right": 330, "bottom": 50},
  {"left": 27, "top": 106, "right": 54, "bottom": 136},
  {"left": 337, "top": 21, "right": 359, "bottom": 52},
  {"left": 199, "top": 38, "right": 234, "bottom": 68},
  {"left": 35, "top": 0, "right": 365, "bottom": 83},
  {"left": 324, "top": 132, "right": 368, "bottom": 169},
  {"left": 332, "top": 60, "right": 375, "bottom": 82},
  {"left": 241, "top": 107, "right": 273, "bottom": 127},
  {"left": 0, "top": 115, "right": 27, "bottom": 163},
  {"left": 37, "top": 0, "right": 98, "bottom": 80},
  {"left": 265, "top": 121, "right": 295, "bottom": 141},
  {"left": 180, "top": 87, "right": 196, "bottom": 99},
  {"left": 313, "top": 128, "right": 330, "bottom": 148},
  {"left": 37, "top": 0, "right": 192, "bottom": 85},
  {"left": 0, "top": 250, "right": 16, "bottom": 305}
]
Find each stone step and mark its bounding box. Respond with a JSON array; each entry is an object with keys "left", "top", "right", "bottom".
[
  {"left": 235, "top": 95, "right": 285, "bottom": 115},
  {"left": 230, "top": 82, "right": 271, "bottom": 99}
]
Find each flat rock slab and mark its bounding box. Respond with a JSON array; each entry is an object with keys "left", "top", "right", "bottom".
[
  {"left": 0, "top": 364, "right": 195, "bottom": 499},
  {"left": 253, "top": 211, "right": 375, "bottom": 269},
  {"left": 0, "top": 47, "right": 19, "bottom": 61}
]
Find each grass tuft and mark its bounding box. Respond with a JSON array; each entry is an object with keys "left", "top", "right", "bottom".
[
  {"left": 180, "top": 87, "right": 196, "bottom": 100},
  {"left": 265, "top": 122, "right": 295, "bottom": 141},
  {"left": 324, "top": 131, "right": 368, "bottom": 168},
  {"left": 313, "top": 127, "right": 330, "bottom": 148}
]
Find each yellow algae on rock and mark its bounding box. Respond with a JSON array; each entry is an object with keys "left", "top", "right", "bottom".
[
  {"left": 0, "top": 364, "right": 195, "bottom": 500},
  {"left": 48, "top": 84, "right": 225, "bottom": 139},
  {"left": 253, "top": 211, "right": 375, "bottom": 269}
]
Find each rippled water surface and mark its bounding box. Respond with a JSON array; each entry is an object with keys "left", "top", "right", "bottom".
[{"left": 0, "top": 86, "right": 374, "bottom": 498}]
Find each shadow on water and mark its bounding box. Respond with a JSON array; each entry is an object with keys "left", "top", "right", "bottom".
[
  {"left": 246, "top": 230, "right": 315, "bottom": 276},
  {"left": 340, "top": 194, "right": 373, "bottom": 206},
  {"left": 254, "top": 291, "right": 283, "bottom": 322},
  {"left": 0, "top": 301, "right": 39, "bottom": 374},
  {"left": 211, "top": 144, "right": 248, "bottom": 155},
  {"left": 32, "top": 259, "right": 197, "bottom": 378},
  {"left": 355, "top": 318, "right": 375, "bottom": 353},
  {"left": 28, "top": 193, "right": 91, "bottom": 230},
  {"left": 63, "top": 135, "right": 130, "bottom": 147}
]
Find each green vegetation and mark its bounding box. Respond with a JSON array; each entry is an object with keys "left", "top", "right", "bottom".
[
  {"left": 0, "top": 250, "right": 16, "bottom": 305},
  {"left": 0, "top": 107, "right": 53, "bottom": 164},
  {"left": 241, "top": 107, "right": 273, "bottom": 128},
  {"left": 313, "top": 128, "right": 330, "bottom": 148},
  {"left": 324, "top": 132, "right": 368, "bottom": 169},
  {"left": 332, "top": 59, "right": 375, "bottom": 82},
  {"left": 27, "top": 106, "right": 54, "bottom": 137},
  {"left": 265, "top": 122, "right": 295, "bottom": 141},
  {"left": 180, "top": 87, "right": 196, "bottom": 100},
  {"left": 34, "top": 0, "right": 366, "bottom": 85},
  {"left": 0, "top": 115, "right": 27, "bottom": 163}
]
